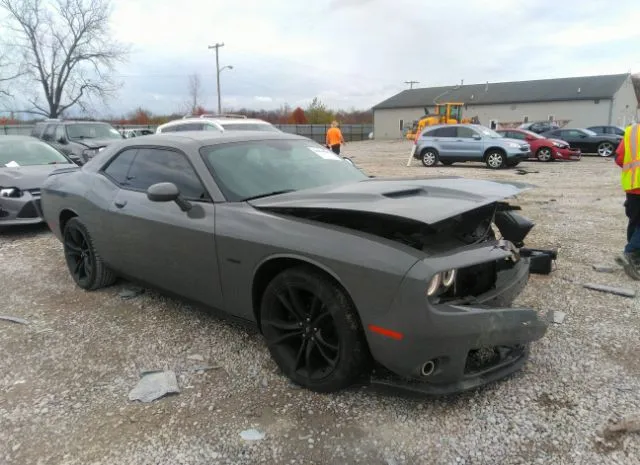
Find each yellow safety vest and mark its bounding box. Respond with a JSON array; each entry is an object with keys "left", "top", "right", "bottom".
[{"left": 621, "top": 124, "right": 640, "bottom": 191}]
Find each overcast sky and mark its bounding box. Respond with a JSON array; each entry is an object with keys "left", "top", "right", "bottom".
[{"left": 12, "top": 0, "right": 640, "bottom": 116}]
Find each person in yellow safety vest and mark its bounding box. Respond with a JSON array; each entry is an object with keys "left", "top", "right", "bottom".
[{"left": 614, "top": 122, "right": 640, "bottom": 279}]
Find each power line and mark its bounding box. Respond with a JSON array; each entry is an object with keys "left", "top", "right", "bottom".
[{"left": 404, "top": 80, "right": 419, "bottom": 89}]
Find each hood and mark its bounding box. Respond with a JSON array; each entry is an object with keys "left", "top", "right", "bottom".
[
  {"left": 0, "top": 163, "right": 75, "bottom": 190},
  {"left": 500, "top": 137, "right": 528, "bottom": 146},
  {"left": 71, "top": 137, "right": 122, "bottom": 149},
  {"left": 549, "top": 138, "right": 569, "bottom": 146},
  {"left": 249, "top": 177, "right": 533, "bottom": 226}
]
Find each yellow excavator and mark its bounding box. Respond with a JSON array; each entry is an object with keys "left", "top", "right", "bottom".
[{"left": 404, "top": 102, "right": 478, "bottom": 140}]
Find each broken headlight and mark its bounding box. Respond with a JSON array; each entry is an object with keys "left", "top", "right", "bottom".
[
  {"left": 426, "top": 269, "right": 457, "bottom": 296},
  {"left": 0, "top": 187, "right": 22, "bottom": 198}
]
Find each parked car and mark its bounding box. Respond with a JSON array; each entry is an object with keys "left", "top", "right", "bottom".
[
  {"left": 540, "top": 128, "right": 621, "bottom": 157},
  {"left": 411, "top": 124, "right": 531, "bottom": 169},
  {"left": 121, "top": 128, "right": 154, "bottom": 138},
  {"left": 156, "top": 114, "right": 280, "bottom": 134},
  {"left": 31, "top": 119, "right": 124, "bottom": 165},
  {"left": 0, "top": 136, "right": 75, "bottom": 227},
  {"left": 518, "top": 121, "right": 560, "bottom": 134},
  {"left": 586, "top": 125, "right": 625, "bottom": 137},
  {"left": 496, "top": 128, "right": 581, "bottom": 162},
  {"left": 40, "top": 131, "right": 548, "bottom": 395}
]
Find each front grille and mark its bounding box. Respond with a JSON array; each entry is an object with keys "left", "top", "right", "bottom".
[
  {"left": 17, "top": 201, "right": 38, "bottom": 219},
  {"left": 464, "top": 344, "right": 525, "bottom": 375}
]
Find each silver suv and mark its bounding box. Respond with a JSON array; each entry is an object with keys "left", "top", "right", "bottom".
[{"left": 411, "top": 124, "right": 531, "bottom": 169}]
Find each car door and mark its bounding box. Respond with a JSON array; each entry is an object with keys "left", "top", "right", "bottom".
[
  {"left": 562, "top": 129, "right": 590, "bottom": 151},
  {"left": 431, "top": 126, "right": 457, "bottom": 158},
  {"left": 104, "top": 146, "right": 223, "bottom": 309},
  {"left": 51, "top": 124, "right": 76, "bottom": 159},
  {"left": 450, "top": 126, "right": 483, "bottom": 160}
]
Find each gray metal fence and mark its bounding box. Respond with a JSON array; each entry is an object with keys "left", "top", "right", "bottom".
[{"left": 1, "top": 123, "right": 374, "bottom": 142}]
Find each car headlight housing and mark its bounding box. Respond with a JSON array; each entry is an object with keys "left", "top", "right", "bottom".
[
  {"left": 507, "top": 142, "right": 520, "bottom": 148},
  {"left": 426, "top": 269, "right": 457, "bottom": 296},
  {"left": 0, "top": 187, "right": 22, "bottom": 198},
  {"left": 552, "top": 142, "right": 564, "bottom": 148}
]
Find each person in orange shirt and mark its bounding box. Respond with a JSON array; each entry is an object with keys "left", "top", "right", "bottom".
[{"left": 325, "top": 120, "right": 345, "bottom": 155}]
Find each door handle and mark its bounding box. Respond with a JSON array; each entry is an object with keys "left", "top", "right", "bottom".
[
  {"left": 456, "top": 139, "right": 464, "bottom": 141},
  {"left": 114, "top": 200, "right": 127, "bottom": 208}
]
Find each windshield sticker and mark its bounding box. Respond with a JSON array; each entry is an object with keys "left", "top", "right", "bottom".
[
  {"left": 5, "top": 160, "right": 20, "bottom": 167},
  {"left": 307, "top": 146, "right": 341, "bottom": 160}
]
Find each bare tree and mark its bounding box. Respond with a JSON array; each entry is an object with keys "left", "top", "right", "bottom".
[
  {"left": 0, "top": 48, "right": 23, "bottom": 99},
  {"left": 187, "top": 73, "right": 202, "bottom": 114},
  {"left": 0, "top": 0, "right": 129, "bottom": 117}
]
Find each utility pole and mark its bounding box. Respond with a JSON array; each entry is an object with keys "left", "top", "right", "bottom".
[
  {"left": 208, "top": 42, "right": 225, "bottom": 114},
  {"left": 404, "top": 80, "right": 419, "bottom": 89}
]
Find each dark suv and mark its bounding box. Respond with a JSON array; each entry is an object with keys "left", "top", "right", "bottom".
[{"left": 31, "top": 120, "right": 123, "bottom": 165}]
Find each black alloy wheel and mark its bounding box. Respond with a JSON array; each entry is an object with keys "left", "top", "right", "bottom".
[
  {"left": 63, "top": 217, "right": 116, "bottom": 290},
  {"left": 260, "top": 267, "right": 368, "bottom": 392}
]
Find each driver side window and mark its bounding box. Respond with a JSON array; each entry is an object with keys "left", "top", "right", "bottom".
[{"left": 55, "top": 125, "right": 66, "bottom": 141}]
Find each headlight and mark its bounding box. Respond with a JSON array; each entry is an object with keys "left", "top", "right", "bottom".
[
  {"left": 0, "top": 187, "right": 22, "bottom": 198},
  {"left": 552, "top": 142, "right": 564, "bottom": 148},
  {"left": 442, "top": 269, "right": 457, "bottom": 288},
  {"left": 507, "top": 142, "right": 520, "bottom": 148},
  {"left": 426, "top": 273, "right": 442, "bottom": 296}
]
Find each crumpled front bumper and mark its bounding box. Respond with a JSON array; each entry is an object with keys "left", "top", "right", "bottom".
[
  {"left": 0, "top": 191, "right": 44, "bottom": 226},
  {"left": 364, "top": 243, "right": 549, "bottom": 395}
]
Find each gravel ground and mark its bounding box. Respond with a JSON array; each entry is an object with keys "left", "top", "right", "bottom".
[{"left": 2, "top": 140, "right": 640, "bottom": 465}]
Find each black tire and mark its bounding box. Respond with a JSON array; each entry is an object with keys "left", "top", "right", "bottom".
[
  {"left": 536, "top": 147, "right": 553, "bottom": 162},
  {"left": 441, "top": 160, "right": 454, "bottom": 166},
  {"left": 485, "top": 150, "right": 506, "bottom": 169},
  {"left": 420, "top": 149, "right": 439, "bottom": 167},
  {"left": 260, "top": 266, "right": 369, "bottom": 392},
  {"left": 63, "top": 217, "right": 116, "bottom": 290}
]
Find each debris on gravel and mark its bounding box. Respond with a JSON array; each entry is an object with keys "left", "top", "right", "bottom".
[
  {"left": 128, "top": 371, "right": 180, "bottom": 403},
  {"left": 549, "top": 310, "right": 566, "bottom": 324},
  {"left": 583, "top": 282, "right": 637, "bottom": 298},
  {"left": 0, "top": 315, "right": 29, "bottom": 325},
  {"left": 592, "top": 264, "right": 619, "bottom": 273},
  {"left": 239, "top": 429, "right": 266, "bottom": 441},
  {"left": 118, "top": 286, "right": 145, "bottom": 299}
]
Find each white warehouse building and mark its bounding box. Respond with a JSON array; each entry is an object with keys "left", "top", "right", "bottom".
[{"left": 372, "top": 73, "right": 639, "bottom": 139}]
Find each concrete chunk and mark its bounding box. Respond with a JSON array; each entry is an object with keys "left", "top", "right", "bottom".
[
  {"left": 128, "top": 371, "right": 179, "bottom": 403},
  {"left": 583, "top": 283, "right": 636, "bottom": 298}
]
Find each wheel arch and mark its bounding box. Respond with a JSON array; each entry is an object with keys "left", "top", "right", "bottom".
[
  {"left": 251, "top": 254, "right": 356, "bottom": 332},
  {"left": 58, "top": 208, "right": 79, "bottom": 236},
  {"left": 419, "top": 146, "right": 439, "bottom": 157},
  {"left": 483, "top": 146, "right": 506, "bottom": 160}
]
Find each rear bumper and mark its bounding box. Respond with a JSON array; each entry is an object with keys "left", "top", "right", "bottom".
[{"left": 363, "top": 246, "right": 548, "bottom": 395}]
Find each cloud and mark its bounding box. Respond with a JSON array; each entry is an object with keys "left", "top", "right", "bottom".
[{"left": 85, "top": 0, "right": 640, "bottom": 116}]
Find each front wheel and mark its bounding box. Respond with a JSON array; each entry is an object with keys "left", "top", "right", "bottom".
[
  {"left": 63, "top": 217, "right": 116, "bottom": 290},
  {"left": 420, "top": 149, "right": 438, "bottom": 167},
  {"left": 597, "top": 141, "right": 615, "bottom": 157},
  {"left": 485, "top": 151, "right": 505, "bottom": 169},
  {"left": 536, "top": 147, "right": 553, "bottom": 162},
  {"left": 260, "top": 266, "right": 369, "bottom": 392}
]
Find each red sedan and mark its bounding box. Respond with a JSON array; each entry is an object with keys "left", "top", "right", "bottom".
[{"left": 497, "top": 128, "right": 582, "bottom": 162}]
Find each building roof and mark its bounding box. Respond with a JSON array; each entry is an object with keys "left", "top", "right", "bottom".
[{"left": 372, "top": 73, "right": 630, "bottom": 110}]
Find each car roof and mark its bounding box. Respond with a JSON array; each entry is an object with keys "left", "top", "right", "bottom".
[
  {"left": 158, "top": 117, "right": 273, "bottom": 128},
  {"left": 0, "top": 135, "right": 42, "bottom": 142}
]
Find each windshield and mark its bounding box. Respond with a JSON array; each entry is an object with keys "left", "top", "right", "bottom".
[
  {"left": 0, "top": 139, "right": 73, "bottom": 166},
  {"left": 522, "top": 130, "right": 544, "bottom": 139},
  {"left": 221, "top": 123, "right": 280, "bottom": 132},
  {"left": 582, "top": 129, "right": 597, "bottom": 136},
  {"left": 201, "top": 139, "right": 367, "bottom": 201},
  {"left": 67, "top": 123, "right": 123, "bottom": 140},
  {"left": 477, "top": 126, "right": 504, "bottom": 138}
]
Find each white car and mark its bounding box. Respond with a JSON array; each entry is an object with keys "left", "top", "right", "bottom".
[{"left": 155, "top": 114, "right": 280, "bottom": 134}]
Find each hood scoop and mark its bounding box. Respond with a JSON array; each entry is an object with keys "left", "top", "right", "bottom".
[{"left": 383, "top": 188, "right": 425, "bottom": 198}]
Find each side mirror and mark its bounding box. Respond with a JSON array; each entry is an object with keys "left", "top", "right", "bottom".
[
  {"left": 57, "top": 137, "right": 67, "bottom": 144},
  {"left": 147, "top": 182, "right": 192, "bottom": 211},
  {"left": 472, "top": 134, "right": 482, "bottom": 140}
]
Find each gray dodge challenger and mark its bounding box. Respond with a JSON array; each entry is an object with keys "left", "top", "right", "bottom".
[
  {"left": 40, "top": 131, "right": 549, "bottom": 394},
  {"left": 1, "top": 135, "right": 76, "bottom": 227}
]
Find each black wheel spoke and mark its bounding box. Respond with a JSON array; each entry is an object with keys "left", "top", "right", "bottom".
[
  {"left": 83, "top": 257, "right": 91, "bottom": 276},
  {"left": 262, "top": 319, "right": 301, "bottom": 331},
  {"left": 276, "top": 292, "right": 303, "bottom": 322},
  {"left": 309, "top": 295, "right": 322, "bottom": 318},
  {"left": 312, "top": 310, "right": 331, "bottom": 326},
  {"left": 294, "top": 338, "right": 308, "bottom": 371},
  {"left": 315, "top": 332, "right": 338, "bottom": 352},
  {"left": 73, "top": 258, "right": 82, "bottom": 275},
  {"left": 70, "top": 228, "right": 82, "bottom": 245},
  {"left": 267, "top": 330, "right": 304, "bottom": 347},
  {"left": 313, "top": 336, "right": 337, "bottom": 367},
  {"left": 65, "top": 242, "right": 81, "bottom": 254},
  {"left": 287, "top": 286, "right": 307, "bottom": 317},
  {"left": 304, "top": 337, "right": 314, "bottom": 373}
]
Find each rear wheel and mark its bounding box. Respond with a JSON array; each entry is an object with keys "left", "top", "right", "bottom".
[
  {"left": 260, "top": 266, "right": 369, "bottom": 392},
  {"left": 420, "top": 149, "right": 438, "bottom": 167},
  {"left": 536, "top": 147, "right": 553, "bottom": 162},
  {"left": 63, "top": 217, "right": 116, "bottom": 290},
  {"left": 597, "top": 141, "right": 614, "bottom": 157},
  {"left": 485, "top": 150, "right": 505, "bottom": 169}
]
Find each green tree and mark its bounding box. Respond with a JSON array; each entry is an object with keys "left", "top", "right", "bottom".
[{"left": 305, "top": 97, "right": 333, "bottom": 124}]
